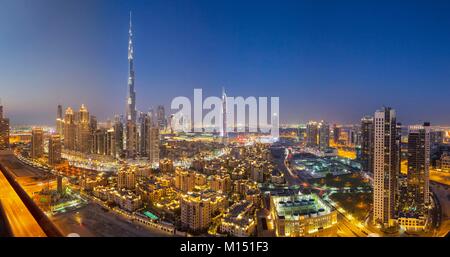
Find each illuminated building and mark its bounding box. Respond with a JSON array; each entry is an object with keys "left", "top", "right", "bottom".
[
  {"left": 406, "top": 123, "right": 431, "bottom": 211},
  {"left": 48, "top": 134, "right": 62, "bottom": 165},
  {"left": 209, "top": 174, "right": 232, "bottom": 193},
  {"left": 137, "top": 180, "right": 167, "bottom": 205},
  {"left": 57, "top": 176, "right": 63, "bottom": 193},
  {"left": 174, "top": 168, "right": 196, "bottom": 192},
  {"left": 439, "top": 152, "right": 450, "bottom": 172},
  {"left": 93, "top": 186, "right": 142, "bottom": 212},
  {"left": 318, "top": 121, "right": 330, "bottom": 150},
  {"left": 220, "top": 87, "right": 227, "bottom": 138},
  {"left": 126, "top": 12, "right": 136, "bottom": 123},
  {"left": 63, "top": 107, "right": 76, "bottom": 151},
  {"left": 270, "top": 192, "right": 337, "bottom": 237},
  {"left": 139, "top": 112, "right": 151, "bottom": 157},
  {"left": 306, "top": 121, "right": 319, "bottom": 147},
  {"left": 125, "top": 12, "right": 138, "bottom": 158},
  {"left": 93, "top": 128, "right": 107, "bottom": 155},
  {"left": 332, "top": 124, "right": 340, "bottom": 144},
  {"left": 76, "top": 104, "right": 91, "bottom": 154},
  {"left": 148, "top": 126, "right": 160, "bottom": 164},
  {"left": 156, "top": 105, "right": 166, "bottom": 130},
  {"left": 430, "top": 130, "right": 445, "bottom": 146},
  {"left": 125, "top": 120, "right": 137, "bottom": 158},
  {"left": 195, "top": 173, "right": 207, "bottom": 186},
  {"left": 31, "top": 127, "right": 44, "bottom": 159},
  {"left": 271, "top": 169, "right": 286, "bottom": 185},
  {"left": 250, "top": 162, "right": 265, "bottom": 183},
  {"left": 117, "top": 166, "right": 137, "bottom": 190},
  {"left": 0, "top": 104, "right": 9, "bottom": 150},
  {"left": 397, "top": 216, "right": 427, "bottom": 231},
  {"left": 114, "top": 115, "right": 124, "bottom": 158},
  {"left": 106, "top": 128, "right": 116, "bottom": 157},
  {"left": 180, "top": 190, "right": 226, "bottom": 232},
  {"left": 360, "top": 116, "right": 374, "bottom": 173},
  {"left": 220, "top": 200, "right": 256, "bottom": 237},
  {"left": 56, "top": 104, "right": 64, "bottom": 137},
  {"left": 373, "top": 107, "right": 399, "bottom": 227},
  {"left": 159, "top": 158, "right": 174, "bottom": 173},
  {"left": 192, "top": 158, "right": 206, "bottom": 172}
]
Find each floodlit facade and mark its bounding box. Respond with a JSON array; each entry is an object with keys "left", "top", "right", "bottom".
[
  {"left": 373, "top": 107, "right": 399, "bottom": 227},
  {"left": 360, "top": 116, "right": 374, "bottom": 173},
  {"left": 31, "top": 127, "right": 44, "bottom": 159},
  {"left": 270, "top": 192, "right": 337, "bottom": 237},
  {"left": 48, "top": 134, "right": 62, "bottom": 165},
  {"left": 407, "top": 123, "right": 431, "bottom": 211},
  {"left": 0, "top": 105, "right": 10, "bottom": 150},
  {"left": 180, "top": 191, "right": 226, "bottom": 232},
  {"left": 220, "top": 200, "right": 256, "bottom": 237}
]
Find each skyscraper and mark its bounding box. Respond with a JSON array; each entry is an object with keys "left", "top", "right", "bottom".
[
  {"left": 373, "top": 107, "right": 399, "bottom": 227},
  {"left": 48, "top": 134, "right": 62, "bottom": 165},
  {"left": 125, "top": 121, "right": 137, "bottom": 158},
  {"left": 64, "top": 107, "right": 76, "bottom": 151},
  {"left": 406, "top": 123, "right": 430, "bottom": 211},
  {"left": 76, "top": 104, "right": 91, "bottom": 154},
  {"left": 114, "top": 115, "right": 124, "bottom": 158},
  {"left": 221, "top": 88, "right": 227, "bottom": 138},
  {"left": 31, "top": 127, "right": 44, "bottom": 159},
  {"left": 156, "top": 105, "right": 166, "bottom": 130},
  {"left": 0, "top": 104, "right": 9, "bottom": 150},
  {"left": 56, "top": 104, "right": 64, "bottom": 137},
  {"left": 125, "top": 12, "right": 137, "bottom": 158},
  {"left": 318, "top": 121, "right": 330, "bottom": 150},
  {"left": 106, "top": 128, "right": 116, "bottom": 157},
  {"left": 126, "top": 12, "right": 136, "bottom": 123},
  {"left": 148, "top": 126, "right": 160, "bottom": 164},
  {"left": 360, "top": 116, "right": 374, "bottom": 173},
  {"left": 333, "top": 124, "right": 340, "bottom": 145},
  {"left": 306, "top": 121, "right": 319, "bottom": 147},
  {"left": 139, "top": 112, "right": 150, "bottom": 157}
]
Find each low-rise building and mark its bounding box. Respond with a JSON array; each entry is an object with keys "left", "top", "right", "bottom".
[
  {"left": 220, "top": 200, "right": 256, "bottom": 237},
  {"left": 270, "top": 191, "right": 337, "bottom": 237},
  {"left": 180, "top": 190, "right": 227, "bottom": 232}
]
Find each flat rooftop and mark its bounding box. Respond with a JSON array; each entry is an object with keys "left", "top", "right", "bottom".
[{"left": 271, "top": 193, "right": 332, "bottom": 220}]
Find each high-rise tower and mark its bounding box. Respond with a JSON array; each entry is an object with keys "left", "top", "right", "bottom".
[
  {"left": 407, "top": 123, "right": 430, "bottom": 211},
  {"left": 360, "top": 116, "right": 374, "bottom": 173},
  {"left": 125, "top": 12, "right": 137, "bottom": 158},
  {"left": 221, "top": 87, "right": 227, "bottom": 138},
  {"left": 373, "top": 107, "right": 399, "bottom": 227},
  {"left": 64, "top": 107, "right": 76, "bottom": 151},
  {"left": 0, "top": 102, "right": 9, "bottom": 150},
  {"left": 318, "top": 121, "right": 330, "bottom": 150},
  {"left": 306, "top": 121, "right": 319, "bottom": 147},
  {"left": 126, "top": 12, "right": 137, "bottom": 122}
]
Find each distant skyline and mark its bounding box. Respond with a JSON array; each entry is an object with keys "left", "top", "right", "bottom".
[{"left": 1, "top": 0, "right": 450, "bottom": 126}]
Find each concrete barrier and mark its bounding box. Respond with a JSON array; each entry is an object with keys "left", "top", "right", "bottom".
[
  {"left": 0, "top": 201, "right": 13, "bottom": 237},
  {"left": 0, "top": 162, "right": 63, "bottom": 237}
]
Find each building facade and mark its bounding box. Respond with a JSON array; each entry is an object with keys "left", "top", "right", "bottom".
[
  {"left": 373, "top": 107, "right": 399, "bottom": 227},
  {"left": 406, "top": 123, "right": 431, "bottom": 211},
  {"left": 360, "top": 116, "right": 374, "bottom": 173},
  {"left": 31, "top": 127, "right": 44, "bottom": 159}
]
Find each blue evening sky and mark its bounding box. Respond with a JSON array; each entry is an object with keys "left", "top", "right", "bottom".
[{"left": 1, "top": 0, "right": 450, "bottom": 125}]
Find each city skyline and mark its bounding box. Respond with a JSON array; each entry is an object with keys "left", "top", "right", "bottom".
[
  {"left": 1, "top": 0, "right": 450, "bottom": 125},
  {"left": 1, "top": 1, "right": 449, "bottom": 242}
]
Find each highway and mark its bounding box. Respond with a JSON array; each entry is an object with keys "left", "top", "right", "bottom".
[{"left": 0, "top": 168, "right": 46, "bottom": 237}]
